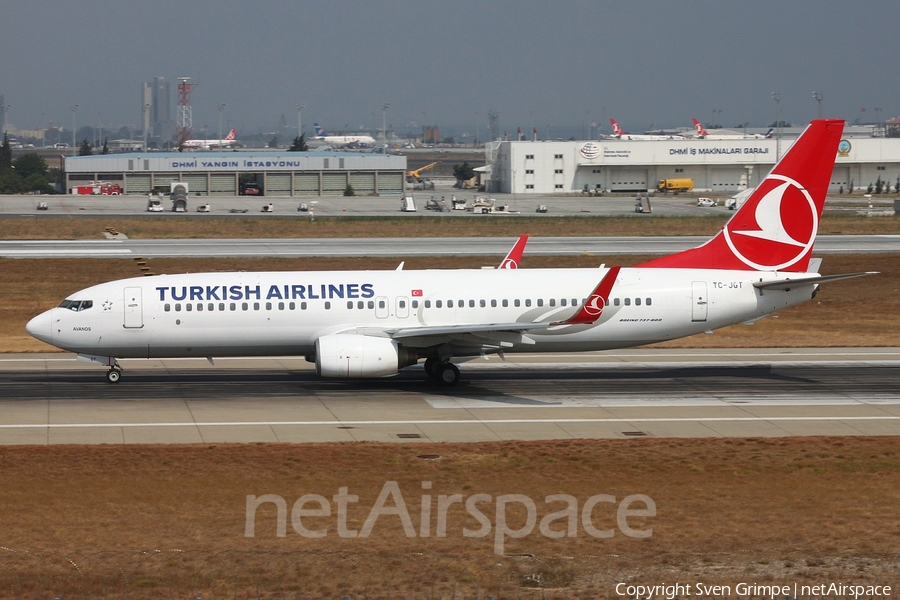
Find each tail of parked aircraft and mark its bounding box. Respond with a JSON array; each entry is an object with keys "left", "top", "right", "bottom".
[
  {"left": 638, "top": 119, "right": 844, "bottom": 272},
  {"left": 764, "top": 128, "right": 775, "bottom": 139},
  {"left": 691, "top": 118, "right": 709, "bottom": 138},
  {"left": 609, "top": 118, "right": 625, "bottom": 137},
  {"left": 314, "top": 123, "right": 327, "bottom": 137},
  {"left": 224, "top": 129, "right": 236, "bottom": 141}
]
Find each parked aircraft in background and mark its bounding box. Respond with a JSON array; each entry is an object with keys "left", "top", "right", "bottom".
[
  {"left": 609, "top": 118, "right": 687, "bottom": 140},
  {"left": 27, "top": 120, "right": 874, "bottom": 386},
  {"left": 692, "top": 118, "right": 775, "bottom": 140},
  {"left": 182, "top": 129, "right": 237, "bottom": 150},
  {"left": 313, "top": 123, "right": 376, "bottom": 147}
]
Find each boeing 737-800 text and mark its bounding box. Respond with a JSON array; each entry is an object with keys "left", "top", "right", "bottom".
[{"left": 26, "top": 120, "right": 873, "bottom": 385}]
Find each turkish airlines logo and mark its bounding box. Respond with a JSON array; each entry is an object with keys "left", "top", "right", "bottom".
[
  {"left": 499, "top": 258, "right": 518, "bottom": 269},
  {"left": 723, "top": 174, "right": 817, "bottom": 270},
  {"left": 583, "top": 293, "right": 606, "bottom": 316}
]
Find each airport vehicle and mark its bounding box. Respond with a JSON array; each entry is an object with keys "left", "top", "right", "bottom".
[
  {"left": 657, "top": 178, "right": 694, "bottom": 193},
  {"left": 181, "top": 129, "right": 237, "bottom": 150},
  {"left": 197, "top": 203, "right": 210, "bottom": 213},
  {"left": 261, "top": 203, "right": 274, "bottom": 213},
  {"left": 70, "top": 182, "right": 123, "bottom": 196},
  {"left": 400, "top": 196, "right": 417, "bottom": 212},
  {"left": 26, "top": 120, "right": 875, "bottom": 386},
  {"left": 469, "top": 197, "right": 511, "bottom": 214},
  {"left": 36, "top": 201, "right": 48, "bottom": 211},
  {"left": 146, "top": 196, "right": 163, "bottom": 212},
  {"left": 634, "top": 194, "right": 652, "bottom": 213},
  {"left": 313, "top": 123, "right": 376, "bottom": 148},
  {"left": 609, "top": 119, "right": 687, "bottom": 140},
  {"left": 697, "top": 197, "right": 717, "bottom": 207},
  {"left": 407, "top": 162, "right": 438, "bottom": 183},
  {"left": 241, "top": 182, "right": 262, "bottom": 196}
]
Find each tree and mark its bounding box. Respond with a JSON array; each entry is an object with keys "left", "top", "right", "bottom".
[
  {"left": 453, "top": 161, "right": 475, "bottom": 187},
  {"left": 12, "top": 153, "right": 48, "bottom": 180},
  {"left": 78, "top": 138, "right": 93, "bottom": 156},
  {"left": 101, "top": 138, "right": 109, "bottom": 155},
  {"left": 289, "top": 134, "right": 308, "bottom": 152},
  {"left": 343, "top": 183, "right": 356, "bottom": 196},
  {"left": 268, "top": 135, "right": 278, "bottom": 148},
  {"left": 0, "top": 169, "right": 26, "bottom": 194},
  {"left": 0, "top": 133, "right": 11, "bottom": 171},
  {"left": 23, "top": 173, "right": 53, "bottom": 194}
]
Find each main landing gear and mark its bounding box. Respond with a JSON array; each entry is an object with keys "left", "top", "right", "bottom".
[
  {"left": 105, "top": 361, "right": 123, "bottom": 384},
  {"left": 423, "top": 357, "right": 460, "bottom": 386}
]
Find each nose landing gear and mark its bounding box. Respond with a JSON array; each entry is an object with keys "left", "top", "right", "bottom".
[{"left": 105, "top": 361, "right": 123, "bottom": 383}]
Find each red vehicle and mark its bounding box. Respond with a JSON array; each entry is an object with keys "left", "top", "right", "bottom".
[{"left": 70, "top": 182, "right": 123, "bottom": 196}]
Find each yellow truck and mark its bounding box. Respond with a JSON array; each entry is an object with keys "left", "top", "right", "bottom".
[{"left": 657, "top": 178, "right": 694, "bottom": 193}]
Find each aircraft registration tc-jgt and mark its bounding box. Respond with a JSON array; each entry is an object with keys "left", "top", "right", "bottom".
[{"left": 27, "top": 119, "right": 874, "bottom": 385}]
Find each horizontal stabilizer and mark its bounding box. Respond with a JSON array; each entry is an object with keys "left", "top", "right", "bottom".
[{"left": 753, "top": 271, "right": 878, "bottom": 291}]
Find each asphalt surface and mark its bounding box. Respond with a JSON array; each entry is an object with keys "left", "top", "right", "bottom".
[{"left": 2, "top": 348, "right": 898, "bottom": 444}]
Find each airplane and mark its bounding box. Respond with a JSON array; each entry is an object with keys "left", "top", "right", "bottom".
[
  {"left": 313, "top": 123, "right": 376, "bottom": 148},
  {"left": 692, "top": 118, "right": 775, "bottom": 140},
  {"left": 609, "top": 118, "right": 687, "bottom": 140},
  {"left": 26, "top": 119, "right": 876, "bottom": 386},
  {"left": 181, "top": 129, "right": 237, "bottom": 150},
  {"left": 499, "top": 235, "right": 528, "bottom": 269}
]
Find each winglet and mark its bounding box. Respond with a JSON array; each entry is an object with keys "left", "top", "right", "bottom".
[
  {"left": 553, "top": 266, "right": 620, "bottom": 326},
  {"left": 499, "top": 235, "right": 529, "bottom": 269}
]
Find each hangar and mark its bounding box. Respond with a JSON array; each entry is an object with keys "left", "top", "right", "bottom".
[
  {"left": 63, "top": 150, "right": 407, "bottom": 196},
  {"left": 486, "top": 135, "right": 900, "bottom": 195}
]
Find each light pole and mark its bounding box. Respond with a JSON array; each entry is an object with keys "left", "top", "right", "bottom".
[
  {"left": 217, "top": 104, "right": 226, "bottom": 142},
  {"left": 142, "top": 103, "right": 150, "bottom": 151},
  {"left": 97, "top": 113, "right": 103, "bottom": 151},
  {"left": 381, "top": 103, "right": 390, "bottom": 147},
  {"left": 812, "top": 91, "right": 823, "bottom": 119},
  {"left": 295, "top": 102, "right": 305, "bottom": 140},
  {"left": 2, "top": 104, "right": 10, "bottom": 135},
  {"left": 771, "top": 92, "right": 781, "bottom": 160},
  {"left": 70, "top": 104, "right": 79, "bottom": 156}
]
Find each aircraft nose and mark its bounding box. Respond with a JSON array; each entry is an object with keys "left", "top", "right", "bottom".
[{"left": 26, "top": 310, "right": 53, "bottom": 344}]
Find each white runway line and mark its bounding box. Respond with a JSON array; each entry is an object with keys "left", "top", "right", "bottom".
[{"left": 2, "top": 416, "right": 900, "bottom": 429}]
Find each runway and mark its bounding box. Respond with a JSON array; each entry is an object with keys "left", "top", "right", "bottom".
[
  {"left": 1, "top": 234, "right": 897, "bottom": 258},
  {"left": 1, "top": 348, "right": 898, "bottom": 444}
]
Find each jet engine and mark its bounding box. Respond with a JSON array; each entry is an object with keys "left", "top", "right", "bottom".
[{"left": 315, "top": 334, "right": 417, "bottom": 378}]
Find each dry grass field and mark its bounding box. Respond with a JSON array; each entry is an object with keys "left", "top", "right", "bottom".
[
  {"left": 1, "top": 438, "right": 899, "bottom": 596},
  {"left": 3, "top": 213, "right": 898, "bottom": 239},
  {"left": 3, "top": 253, "right": 898, "bottom": 352}
]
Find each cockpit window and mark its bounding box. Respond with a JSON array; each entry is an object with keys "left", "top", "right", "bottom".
[{"left": 58, "top": 299, "right": 93, "bottom": 312}]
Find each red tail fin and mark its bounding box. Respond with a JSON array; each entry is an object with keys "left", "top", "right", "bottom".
[
  {"left": 499, "top": 235, "right": 528, "bottom": 269},
  {"left": 609, "top": 118, "right": 624, "bottom": 136},
  {"left": 637, "top": 119, "right": 844, "bottom": 272},
  {"left": 692, "top": 118, "right": 709, "bottom": 137},
  {"left": 225, "top": 129, "right": 236, "bottom": 141}
]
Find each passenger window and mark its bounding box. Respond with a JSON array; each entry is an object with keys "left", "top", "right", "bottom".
[
  {"left": 399, "top": 300, "right": 406, "bottom": 309},
  {"left": 572, "top": 298, "right": 578, "bottom": 306},
  {"left": 469, "top": 300, "right": 476, "bottom": 308},
  {"left": 208, "top": 303, "right": 214, "bottom": 311},
  {"left": 325, "top": 301, "right": 331, "bottom": 310},
  {"left": 525, "top": 299, "right": 532, "bottom": 307},
  {"left": 288, "top": 302, "right": 295, "bottom": 310},
  {"left": 301, "top": 302, "right": 307, "bottom": 310},
  {"left": 367, "top": 300, "right": 374, "bottom": 309},
  {"left": 265, "top": 302, "right": 272, "bottom": 310},
  {"left": 378, "top": 300, "right": 385, "bottom": 309},
  {"left": 242, "top": 302, "right": 248, "bottom": 311},
  {"left": 624, "top": 298, "right": 631, "bottom": 306},
  {"left": 347, "top": 301, "right": 354, "bottom": 309},
  {"left": 279, "top": 302, "right": 285, "bottom": 310},
  {"left": 436, "top": 300, "right": 442, "bottom": 308},
  {"left": 514, "top": 299, "right": 520, "bottom": 307},
  {"left": 646, "top": 298, "right": 652, "bottom": 306},
  {"left": 488, "top": 299, "right": 494, "bottom": 308},
  {"left": 614, "top": 298, "right": 620, "bottom": 306},
  {"left": 196, "top": 304, "right": 203, "bottom": 312},
  {"left": 253, "top": 302, "right": 260, "bottom": 311},
  {"left": 447, "top": 300, "right": 454, "bottom": 308},
  {"left": 502, "top": 299, "right": 508, "bottom": 307},
  {"left": 560, "top": 299, "right": 566, "bottom": 307},
  {"left": 412, "top": 300, "right": 419, "bottom": 309},
  {"left": 358, "top": 301, "right": 364, "bottom": 309},
  {"left": 230, "top": 303, "right": 236, "bottom": 311},
  {"left": 186, "top": 304, "right": 192, "bottom": 312},
  {"left": 425, "top": 300, "right": 431, "bottom": 308},
  {"left": 217, "top": 303, "right": 223, "bottom": 311},
  {"left": 175, "top": 304, "right": 182, "bottom": 312},
  {"left": 164, "top": 304, "right": 171, "bottom": 312},
  {"left": 549, "top": 299, "right": 556, "bottom": 307},
  {"left": 537, "top": 299, "right": 544, "bottom": 307},
  {"left": 635, "top": 298, "right": 641, "bottom": 306}
]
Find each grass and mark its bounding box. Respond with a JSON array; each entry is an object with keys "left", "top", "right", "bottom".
[
  {"left": 4, "top": 253, "right": 898, "bottom": 352},
  {"left": 2, "top": 212, "right": 898, "bottom": 239},
  {"left": 0, "top": 437, "right": 899, "bottom": 595}
]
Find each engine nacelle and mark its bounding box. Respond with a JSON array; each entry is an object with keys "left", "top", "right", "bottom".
[{"left": 315, "top": 334, "right": 416, "bottom": 378}]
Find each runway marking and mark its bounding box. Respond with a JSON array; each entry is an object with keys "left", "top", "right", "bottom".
[{"left": 2, "top": 416, "right": 899, "bottom": 429}]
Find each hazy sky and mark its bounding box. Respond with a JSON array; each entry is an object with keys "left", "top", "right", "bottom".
[{"left": 2, "top": 0, "right": 898, "bottom": 137}]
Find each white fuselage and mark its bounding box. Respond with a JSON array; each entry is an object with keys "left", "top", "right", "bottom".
[
  {"left": 314, "top": 135, "right": 376, "bottom": 147},
  {"left": 29, "top": 266, "right": 815, "bottom": 361}
]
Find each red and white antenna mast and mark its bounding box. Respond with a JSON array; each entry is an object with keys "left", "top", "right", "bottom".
[{"left": 176, "top": 76, "right": 198, "bottom": 148}]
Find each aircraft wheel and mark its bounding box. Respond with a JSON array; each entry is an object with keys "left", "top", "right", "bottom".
[
  {"left": 424, "top": 357, "right": 439, "bottom": 378},
  {"left": 436, "top": 363, "right": 460, "bottom": 386},
  {"left": 106, "top": 368, "right": 122, "bottom": 384}
]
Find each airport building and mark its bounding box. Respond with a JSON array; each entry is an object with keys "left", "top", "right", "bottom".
[
  {"left": 486, "top": 135, "right": 900, "bottom": 194},
  {"left": 63, "top": 150, "right": 407, "bottom": 196}
]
